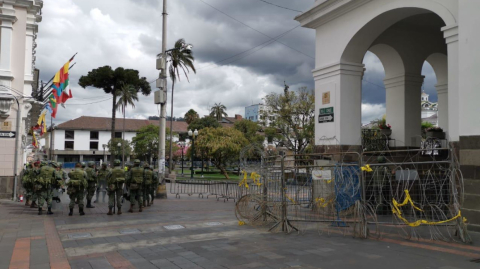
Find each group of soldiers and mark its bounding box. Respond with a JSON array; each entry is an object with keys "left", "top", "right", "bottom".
[{"left": 21, "top": 159, "right": 159, "bottom": 216}]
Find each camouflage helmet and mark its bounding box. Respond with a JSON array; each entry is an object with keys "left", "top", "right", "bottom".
[
  {"left": 144, "top": 163, "right": 150, "bottom": 169},
  {"left": 101, "top": 162, "right": 108, "bottom": 167},
  {"left": 87, "top": 161, "right": 95, "bottom": 167},
  {"left": 52, "top": 162, "right": 60, "bottom": 168},
  {"left": 81, "top": 162, "right": 86, "bottom": 168},
  {"left": 134, "top": 159, "right": 141, "bottom": 165},
  {"left": 58, "top": 162, "right": 63, "bottom": 168},
  {"left": 26, "top": 163, "right": 33, "bottom": 168},
  {"left": 40, "top": 161, "right": 47, "bottom": 167},
  {"left": 114, "top": 159, "right": 121, "bottom": 166}
]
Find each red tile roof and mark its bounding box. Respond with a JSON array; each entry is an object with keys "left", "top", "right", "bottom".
[{"left": 57, "top": 116, "right": 188, "bottom": 133}]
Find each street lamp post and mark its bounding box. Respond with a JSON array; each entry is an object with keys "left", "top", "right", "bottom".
[
  {"left": 180, "top": 142, "right": 185, "bottom": 176},
  {"left": 117, "top": 142, "right": 121, "bottom": 163},
  {"left": 188, "top": 129, "right": 198, "bottom": 179},
  {"left": 102, "top": 144, "right": 107, "bottom": 164}
]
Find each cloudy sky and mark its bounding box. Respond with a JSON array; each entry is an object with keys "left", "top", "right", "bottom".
[{"left": 37, "top": 0, "right": 438, "bottom": 126}]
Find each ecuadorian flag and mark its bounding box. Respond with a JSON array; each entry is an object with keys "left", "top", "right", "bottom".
[{"left": 52, "top": 57, "right": 74, "bottom": 105}]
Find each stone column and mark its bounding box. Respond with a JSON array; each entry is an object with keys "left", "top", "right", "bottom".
[
  {"left": 0, "top": 4, "right": 16, "bottom": 77},
  {"left": 384, "top": 74, "right": 424, "bottom": 147},
  {"left": 442, "top": 24, "right": 459, "bottom": 141},
  {"left": 436, "top": 83, "right": 448, "bottom": 131},
  {"left": 312, "top": 62, "right": 364, "bottom": 149}
]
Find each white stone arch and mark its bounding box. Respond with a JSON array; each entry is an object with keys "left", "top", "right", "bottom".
[
  {"left": 425, "top": 53, "right": 448, "bottom": 130},
  {"left": 368, "top": 44, "right": 405, "bottom": 79}
]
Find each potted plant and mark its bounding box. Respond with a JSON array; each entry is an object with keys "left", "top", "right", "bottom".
[
  {"left": 377, "top": 118, "right": 392, "bottom": 138},
  {"left": 426, "top": 127, "right": 445, "bottom": 139}
]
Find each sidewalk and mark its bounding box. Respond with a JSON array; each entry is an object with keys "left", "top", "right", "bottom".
[{"left": 1, "top": 190, "right": 480, "bottom": 269}]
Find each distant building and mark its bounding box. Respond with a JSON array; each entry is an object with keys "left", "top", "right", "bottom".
[
  {"left": 421, "top": 92, "right": 438, "bottom": 125},
  {"left": 52, "top": 116, "right": 188, "bottom": 163},
  {"left": 245, "top": 104, "right": 264, "bottom": 122}
]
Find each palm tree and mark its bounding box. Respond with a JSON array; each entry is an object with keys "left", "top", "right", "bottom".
[
  {"left": 168, "top": 38, "right": 196, "bottom": 173},
  {"left": 116, "top": 84, "right": 139, "bottom": 167},
  {"left": 184, "top": 109, "right": 199, "bottom": 125},
  {"left": 210, "top": 103, "right": 228, "bottom": 121}
]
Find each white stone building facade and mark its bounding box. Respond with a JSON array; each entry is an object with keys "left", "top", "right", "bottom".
[{"left": 0, "top": 0, "right": 42, "bottom": 198}]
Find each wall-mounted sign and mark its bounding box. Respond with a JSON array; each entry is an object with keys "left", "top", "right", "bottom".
[
  {"left": 1, "top": 121, "right": 12, "bottom": 131},
  {"left": 0, "top": 131, "right": 15, "bottom": 138},
  {"left": 322, "top": 91, "right": 330, "bottom": 105},
  {"left": 319, "top": 107, "right": 334, "bottom": 123}
]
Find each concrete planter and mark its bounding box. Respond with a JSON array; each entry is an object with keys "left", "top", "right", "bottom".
[{"left": 380, "top": 129, "right": 392, "bottom": 138}]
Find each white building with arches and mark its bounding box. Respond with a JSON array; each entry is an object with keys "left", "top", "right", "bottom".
[{"left": 296, "top": 0, "right": 480, "bottom": 231}]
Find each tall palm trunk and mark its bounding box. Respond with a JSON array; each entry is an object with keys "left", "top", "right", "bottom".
[
  {"left": 168, "top": 80, "right": 175, "bottom": 174},
  {"left": 122, "top": 109, "right": 125, "bottom": 168},
  {"left": 111, "top": 92, "right": 117, "bottom": 166}
]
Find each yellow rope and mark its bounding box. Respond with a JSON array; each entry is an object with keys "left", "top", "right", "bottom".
[
  {"left": 315, "top": 197, "right": 332, "bottom": 208},
  {"left": 392, "top": 190, "right": 464, "bottom": 227}
]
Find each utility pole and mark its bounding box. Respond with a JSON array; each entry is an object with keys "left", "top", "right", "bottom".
[{"left": 156, "top": 0, "right": 168, "bottom": 199}]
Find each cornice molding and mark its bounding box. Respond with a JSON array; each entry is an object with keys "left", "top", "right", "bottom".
[
  {"left": 383, "top": 74, "right": 425, "bottom": 88},
  {"left": 295, "top": 0, "right": 372, "bottom": 29},
  {"left": 312, "top": 62, "right": 365, "bottom": 80},
  {"left": 442, "top": 24, "right": 458, "bottom": 44}
]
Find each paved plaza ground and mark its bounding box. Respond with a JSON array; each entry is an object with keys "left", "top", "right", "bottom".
[{"left": 1, "top": 186, "right": 480, "bottom": 269}]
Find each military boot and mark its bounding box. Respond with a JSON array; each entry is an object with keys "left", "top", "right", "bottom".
[
  {"left": 79, "top": 207, "right": 85, "bottom": 216},
  {"left": 38, "top": 208, "right": 42, "bottom": 215},
  {"left": 117, "top": 207, "right": 122, "bottom": 215},
  {"left": 30, "top": 201, "right": 37, "bottom": 208},
  {"left": 86, "top": 200, "right": 95, "bottom": 208},
  {"left": 128, "top": 204, "right": 133, "bottom": 213},
  {"left": 47, "top": 207, "right": 53, "bottom": 215},
  {"left": 68, "top": 208, "right": 73, "bottom": 216},
  {"left": 107, "top": 207, "right": 113, "bottom": 215}
]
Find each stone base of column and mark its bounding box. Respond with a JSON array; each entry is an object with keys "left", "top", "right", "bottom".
[
  {"left": 156, "top": 184, "right": 168, "bottom": 199},
  {"left": 0, "top": 176, "right": 14, "bottom": 199},
  {"left": 458, "top": 136, "right": 480, "bottom": 233},
  {"left": 313, "top": 145, "right": 362, "bottom": 162}
]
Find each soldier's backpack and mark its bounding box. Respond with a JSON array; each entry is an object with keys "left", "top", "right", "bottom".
[
  {"left": 35, "top": 166, "right": 54, "bottom": 191},
  {"left": 144, "top": 169, "right": 153, "bottom": 185},
  {"left": 67, "top": 169, "right": 84, "bottom": 194},
  {"left": 130, "top": 168, "right": 144, "bottom": 190},
  {"left": 109, "top": 168, "right": 125, "bottom": 191},
  {"left": 85, "top": 167, "right": 96, "bottom": 182}
]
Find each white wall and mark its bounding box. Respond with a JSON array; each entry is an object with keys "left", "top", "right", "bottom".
[{"left": 458, "top": 0, "right": 480, "bottom": 136}]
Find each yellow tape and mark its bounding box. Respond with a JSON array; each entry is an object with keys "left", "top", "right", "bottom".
[
  {"left": 238, "top": 221, "right": 245, "bottom": 226},
  {"left": 315, "top": 197, "right": 332, "bottom": 208},
  {"left": 238, "top": 171, "right": 262, "bottom": 189},
  {"left": 361, "top": 164, "right": 373, "bottom": 172},
  {"left": 392, "top": 190, "right": 463, "bottom": 227}
]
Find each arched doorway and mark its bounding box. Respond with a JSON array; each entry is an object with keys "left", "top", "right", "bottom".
[{"left": 297, "top": 1, "right": 457, "bottom": 147}]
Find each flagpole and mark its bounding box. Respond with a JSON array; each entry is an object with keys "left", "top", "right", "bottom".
[
  {"left": 49, "top": 115, "right": 54, "bottom": 160},
  {"left": 42, "top": 62, "right": 77, "bottom": 106}
]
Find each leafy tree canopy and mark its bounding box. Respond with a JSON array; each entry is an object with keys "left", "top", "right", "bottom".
[
  {"left": 234, "top": 120, "right": 264, "bottom": 145},
  {"left": 262, "top": 86, "right": 314, "bottom": 154},
  {"left": 184, "top": 109, "right": 199, "bottom": 125},
  {"left": 107, "top": 138, "right": 132, "bottom": 158},
  {"left": 195, "top": 127, "right": 248, "bottom": 179},
  {"left": 188, "top": 116, "right": 221, "bottom": 131}
]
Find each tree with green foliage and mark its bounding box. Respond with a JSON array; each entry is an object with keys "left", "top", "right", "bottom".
[
  {"left": 184, "top": 109, "right": 199, "bottom": 124},
  {"left": 234, "top": 120, "right": 264, "bottom": 146},
  {"left": 132, "top": 124, "right": 179, "bottom": 168},
  {"left": 264, "top": 126, "right": 282, "bottom": 144},
  {"left": 262, "top": 86, "right": 314, "bottom": 154},
  {"left": 188, "top": 116, "right": 221, "bottom": 131},
  {"left": 116, "top": 84, "right": 139, "bottom": 165},
  {"left": 167, "top": 38, "right": 196, "bottom": 173},
  {"left": 79, "top": 66, "right": 151, "bottom": 165},
  {"left": 195, "top": 127, "right": 248, "bottom": 179},
  {"left": 210, "top": 103, "right": 228, "bottom": 121},
  {"left": 107, "top": 138, "right": 132, "bottom": 160}
]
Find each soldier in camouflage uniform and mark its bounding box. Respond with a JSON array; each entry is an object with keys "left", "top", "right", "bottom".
[
  {"left": 106, "top": 160, "right": 125, "bottom": 215},
  {"left": 67, "top": 163, "right": 88, "bottom": 216},
  {"left": 35, "top": 161, "right": 56, "bottom": 215},
  {"left": 30, "top": 161, "right": 40, "bottom": 208},
  {"left": 47, "top": 162, "right": 63, "bottom": 214},
  {"left": 143, "top": 164, "right": 154, "bottom": 207},
  {"left": 126, "top": 159, "right": 144, "bottom": 213},
  {"left": 95, "top": 163, "right": 109, "bottom": 203},
  {"left": 85, "top": 161, "right": 98, "bottom": 208},
  {"left": 21, "top": 163, "right": 34, "bottom": 206},
  {"left": 151, "top": 168, "right": 159, "bottom": 205}
]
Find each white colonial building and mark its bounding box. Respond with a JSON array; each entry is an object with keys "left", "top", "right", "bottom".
[
  {"left": 0, "top": 0, "right": 42, "bottom": 198},
  {"left": 296, "top": 0, "right": 480, "bottom": 231}
]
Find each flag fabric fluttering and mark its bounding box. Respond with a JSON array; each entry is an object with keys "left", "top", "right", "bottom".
[
  {"left": 52, "top": 57, "right": 75, "bottom": 105},
  {"left": 48, "top": 94, "right": 58, "bottom": 118},
  {"left": 32, "top": 131, "right": 38, "bottom": 148},
  {"left": 37, "top": 111, "right": 47, "bottom": 135}
]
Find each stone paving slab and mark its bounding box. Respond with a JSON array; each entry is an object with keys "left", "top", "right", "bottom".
[{"left": 2, "top": 191, "right": 480, "bottom": 268}]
